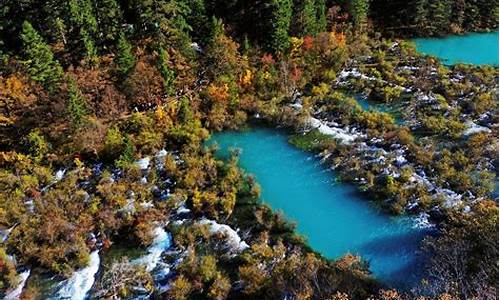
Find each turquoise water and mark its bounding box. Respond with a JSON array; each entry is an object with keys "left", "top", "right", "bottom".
[
  {"left": 354, "top": 94, "right": 405, "bottom": 125},
  {"left": 414, "top": 31, "right": 499, "bottom": 65},
  {"left": 210, "top": 127, "right": 430, "bottom": 288},
  {"left": 356, "top": 95, "right": 391, "bottom": 112}
]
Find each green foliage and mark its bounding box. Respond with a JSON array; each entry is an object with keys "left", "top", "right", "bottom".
[
  {"left": 268, "top": 0, "right": 293, "bottom": 54},
  {"left": 66, "top": 79, "right": 87, "bottom": 127},
  {"left": 115, "top": 32, "right": 136, "bottom": 77},
  {"left": 93, "top": 0, "right": 123, "bottom": 43},
  {"left": 478, "top": 0, "right": 499, "bottom": 28},
  {"left": 427, "top": 0, "right": 452, "bottom": 33},
  {"left": 128, "top": 0, "right": 193, "bottom": 52},
  {"left": 158, "top": 48, "right": 176, "bottom": 96},
  {"left": 67, "top": 0, "right": 98, "bottom": 60},
  {"left": 288, "top": 130, "right": 332, "bottom": 151},
  {"left": 293, "top": 0, "right": 318, "bottom": 37},
  {"left": 198, "top": 255, "right": 217, "bottom": 282},
  {"left": 0, "top": 1, "right": 498, "bottom": 299},
  {"left": 292, "top": 0, "right": 326, "bottom": 36},
  {"left": 371, "top": 0, "right": 499, "bottom": 36},
  {"left": 27, "top": 129, "right": 50, "bottom": 162},
  {"left": 0, "top": 247, "right": 19, "bottom": 293},
  {"left": 315, "top": 0, "right": 327, "bottom": 33},
  {"left": 168, "top": 275, "right": 192, "bottom": 300},
  {"left": 185, "top": 0, "right": 210, "bottom": 43},
  {"left": 20, "top": 21, "right": 63, "bottom": 92},
  {"left": 348, "top": 0, "right": 369, "bottom": 29},
  {"left": 116, "top": 134, "right": 135, "bottom": 168},
  {"left": 103, "top": 126, "right": 124, "bottom": 161},
  {"left": 210, "top": 16, "right": 224, "bottom": 41},
  {"left": 178, "top": 97, "right": 194, "bottom": 125}
]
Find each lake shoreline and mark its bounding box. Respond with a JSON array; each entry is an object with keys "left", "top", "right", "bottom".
[{"left": 413, "top": 31, "right": 499, "bottom": 66}]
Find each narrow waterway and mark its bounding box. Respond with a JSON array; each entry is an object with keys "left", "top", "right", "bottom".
[
  {"left": 354, "top": 94, "right": 405, "bottom": 125},
  {"left": 210, "top": 127, "right": 432, "bottom": 288}
]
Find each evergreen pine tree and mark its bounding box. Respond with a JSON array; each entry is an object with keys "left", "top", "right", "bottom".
[
  {"left": 210, "top": 16, "right": 224, "bottom": 41},
  {"left": 20, "top": 21, "right": 63, "bottom": 92},
  {"left": 93, "top": 0, "right": 124, "bottom": 44},
  {"left": 129, "top": 0, "right": 192, "bottom": 51},
  {"left": 178, "top": 97, "right": 193, "bottom": 125},
  {"left": 185, "top": 0, "right": 210, "bottom": 43},
  {"left": 477, "top": 0, "right": 499, "bottom": 28},
  {"left": 66, "top": 79, "right": 87, "bottom": 127},
  {"left": 315, "top": 0, "right": 328, "bottom": 33},
  {"left": 27, "top": 129, "right": 50, "bottom": 163},
  {"left": 464, "top": 1, "right": 481, "bottom": 30},
  {"left": 115, "top": 32, "right": 136, "bottom": 77},
  {"left": 450, "top": 0, "right": 466, "bottom": 30},
  {"left": 413, "top": 0, "right": 429, "bottom": 31},
  {"left": 268, "top": 0, "right": 293, "bottom": 54},
  {"left": 158, "top": 48, "right": 175, "bottom": 96},
  {"left": 293, "top": 0, "right": 318, "bottom": 37},
  {"left": 242, "top": 35, "right": 251, "bottom": 54},
  {"left": 39, "top": 1, "right": 69, "bottom": 44},
  {"left": 67, "top": 0, "right": 98, "bottom": 60},
  {"left": 427, "top": 0, "right": 452, "bottom": 34},
  {"left": 116, "top": 134, "right": 135, "bottom": 168},
  {"left": 348, "top": 0, "right": 369, "bottom": 30}
]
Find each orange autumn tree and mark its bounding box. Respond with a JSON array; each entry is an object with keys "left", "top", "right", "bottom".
[
  {"left": 0, "top": 74, "right": 34, "bottom": 126},
  {"left": 204, "top": 18, "right": 249, "bottom": 130},
  {"left": 0, "top": 74, "right": 50, "bottom": 146}
]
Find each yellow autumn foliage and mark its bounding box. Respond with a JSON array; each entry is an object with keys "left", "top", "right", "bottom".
[
  {"left": 239, "top": 69, "right": 253, "bottom": 87},
  {"left": 207, "top": 83, "right": 230, "bottom": 103}
]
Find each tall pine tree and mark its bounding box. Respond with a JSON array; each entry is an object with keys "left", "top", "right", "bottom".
[
  {"left": 66, "top": 79, "right": 87, "bottom": 128},
  {"left": 427, "top": 0, "right": 452, "bottom": 34},
  {"left": 315, "top": 0, "right": 327, "bottom": 33},
  {"left": 185, "top": 0, "right": 210, "bottom": 43},
  {"left": 115, "top": 32, "right": 136, "bottom": 77},
  {"left": 158, "top": 48, "right": 175, "bottom": 96},
  {"left": 348, "top": 0, "right": 369, "bottom": 30},
  {"left": 293, "top": 0, "right": 318, "bottom": 37},
  {"left": 413, "top": 0, "right": 428, "bottom": 30},
  {"left": 268, "top": 0, "right": 293, "bottom": 54},
  {"left": 20, "top": 21, "right": 63, "bottom": 92},
  {"left": 67, "top": 0, "right": 98, "bottom": 60},
  {"left": 478, "top": 0, "right": 499, "bottom": 28},
  {"left": 128, "top": 0, "right": 192, "bottom": 52},
  {"left": 93, "top": 0, "right": 124, "bottom": 44}
]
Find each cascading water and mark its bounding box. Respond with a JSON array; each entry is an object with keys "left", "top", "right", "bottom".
[
  {"left": 133, "top": 227, "right": 172, "bottom": 272},
  {"left": 4, "top": 270, "right": 31, "bottom": 300},
  {"left": 56, "top": 250, "right": 100, "bottom": 300},
  {"left": 132, "top": 226, "right": 173, "bottom": 297}
]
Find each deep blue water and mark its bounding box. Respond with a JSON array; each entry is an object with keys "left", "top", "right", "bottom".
[
  {"left": 209, "top": 127, "right": 431, "bottom": 288},
  {"left": 413, "top": 31, "right": 499, "bottom": 65}
]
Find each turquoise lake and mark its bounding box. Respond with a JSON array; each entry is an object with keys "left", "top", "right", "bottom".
[
  {"left": 413, "top": 31, "right": 499, "bottom": 65},
  {"left": 210, "top": 127, "right": 431, "bottom": 288}
]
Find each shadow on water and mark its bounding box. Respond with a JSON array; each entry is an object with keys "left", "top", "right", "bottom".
[
  {"left": 360, "top": 230, "right": 427, "bottom": 257},
  {"left": 209, "top": 127, "right": 434, "bottom": 289},
  {"left": 359, "top": 228, "right": 437, "bottom": 289}
]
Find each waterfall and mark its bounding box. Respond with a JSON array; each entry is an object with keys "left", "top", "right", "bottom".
[
  {"left": 133, "top": 227, "right": 171, "bottom": 272},
  {"left": 56, "top": 250, "right": 100, "bottom": 300},
  {"left": 4, "top": 270, "right": 30, "bottom": 300}
]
